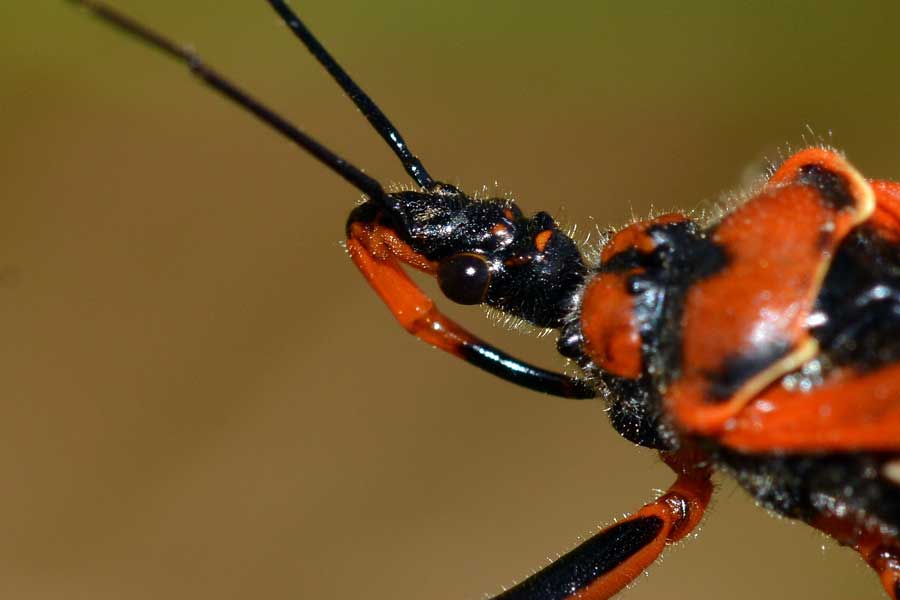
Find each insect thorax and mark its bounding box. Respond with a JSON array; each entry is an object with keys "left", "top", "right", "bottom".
[{"left": 558, "top": 216, "right": 726, "bottom": 450}]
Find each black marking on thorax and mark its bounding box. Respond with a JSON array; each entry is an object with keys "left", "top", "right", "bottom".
[
  {"left": 813, "top": 223, "right": 900, "bottom": 370},
  {"left": 623, "top": 221, "right": 728, "bottom": 388},
  {"left": 796, "top": 163, "right": 856, "bottom": 210},
  {"left": 704, "top": 342, "right": 793, "bottom": 401},
  {"left": 565, "top": 220, "right": 728, "bottom": 450}
]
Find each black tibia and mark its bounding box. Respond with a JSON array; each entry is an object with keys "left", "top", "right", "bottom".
[
  {"left": 486, "top": 453, "right": 712, "bottom": 600},
  {"left": 349, "top": 186, "right": 588, "bottom": 329},
  {"left": 459, "top": 343, "right": 596, "bottom": 399},
  {"left": 491, "top": 517, "right": 664, "bottom": 600}
]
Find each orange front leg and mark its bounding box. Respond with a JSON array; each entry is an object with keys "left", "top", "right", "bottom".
[
  {"left": 811, "top": 511, "right": 900, "bottom": 599},
  {"left": 346, "top": 220, "right": 594, "bottom": 399},
  {"left": 865, "top": 547, "right": 900, "bottom": 600}
]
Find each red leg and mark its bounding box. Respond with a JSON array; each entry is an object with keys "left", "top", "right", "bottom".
[
  {"left": 489, "top": 451, "right": 713, "bottom": 600},
  {"left": 814, "top": 513, "right": 900, "bottom": 599},
  {"left": 346, "top": 221, "right": 594, "bottom": 398},
  {"left": 862, "top": 545, "right": 900, "bottom": 600}
]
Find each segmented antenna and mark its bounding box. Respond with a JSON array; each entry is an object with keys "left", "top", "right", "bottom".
[
  {"left": 266, "top": 0, "right": 436, "bottom": 191},
  {"left": 68, "top": 0, "right": 386, "bottom": 200}
]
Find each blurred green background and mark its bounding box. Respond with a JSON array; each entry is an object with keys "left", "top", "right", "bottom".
[{"left": 3, "top": 1, "right": 900, "bottom": 599}]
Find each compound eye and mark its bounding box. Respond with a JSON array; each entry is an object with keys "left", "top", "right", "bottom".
[{"left": 437, "top": 253, "right": 492, "bottom": 305}]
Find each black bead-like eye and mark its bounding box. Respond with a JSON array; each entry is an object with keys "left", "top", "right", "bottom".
[{"left": 437, "top": 253, "right": 492, "bottom": 305}]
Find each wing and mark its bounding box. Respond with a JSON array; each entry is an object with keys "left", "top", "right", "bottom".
[
  {"left": 721, "top": 363, "right": 900, "bottom": 451},
  {"left": 665, "top": 148, "right": 875, "bottom": 435},
  {"left": 720, "top": 179, "right": 900, "bottom": 452}
]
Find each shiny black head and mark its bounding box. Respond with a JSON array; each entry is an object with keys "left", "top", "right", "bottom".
[
  {"left": 349, "top": 184, "right": 588, "bottom": 328},
  {"left": 72, "top": 0, "right": 598, "bottom": 399}
]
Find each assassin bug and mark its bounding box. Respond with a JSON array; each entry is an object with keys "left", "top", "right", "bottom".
[{"left": 68, "top": 1, "right": 900, "bottom": 598}]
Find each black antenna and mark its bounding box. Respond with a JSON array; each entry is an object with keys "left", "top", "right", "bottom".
[
  {"left": 67, "top": 0, "right": 385, "bottom": 200},
  {"left": 266, "top": 0, "right": 436, "bottom": 191}
]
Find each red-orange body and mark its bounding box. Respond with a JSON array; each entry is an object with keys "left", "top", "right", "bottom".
[
  {"left": 346, "top": 146, "right": 900, "bottom": 599},
  {"left": 72, "top": 2, "right": 900, "bottom": 597},
  {"left": 563, "top": 148, "right": 900, "bottom": 598}
]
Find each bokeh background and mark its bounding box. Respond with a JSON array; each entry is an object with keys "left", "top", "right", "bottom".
[{"left": 3, "top": 2, "right": 900, "bottom": 599}]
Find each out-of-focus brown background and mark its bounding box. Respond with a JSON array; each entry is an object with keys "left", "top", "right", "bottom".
[{"left": 3, "top": 2, "right": 900, "bottom": 599}]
